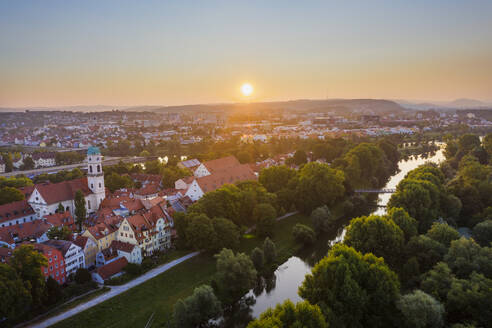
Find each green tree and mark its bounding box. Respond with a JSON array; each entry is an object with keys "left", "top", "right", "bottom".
[
  {"left": 10, "top": 244, "right": 48, "bottom": 307},
  {"left": 458, "top": 134, "right": 481, "bottom": 153},
  {"left": 74, "top": 268, "right": 92, "bottom": 284},
  {"left": 254, "top": 203, "right": 277, "bottom": 237},
  {"left": 263, "top": 237, "right": 277, "bottom": 265},
  {"left": 173, "top": 212, "right": 189, "bottom": 249},
  {"left": 444, "top": 237, "right": 492, "bottom": 278},
  {"left": 74, "top": 189, "right": 86, "bottom": 231},
  {"left": 44, "top": 276, "right": 63, "bottom": 306},
  {"left": 185, "top": 214, "right": 217, "bottom": 252},
  {"left": 21, "top": 156, "right": 35, "bottom": 170},
  {"left": 406, "top": 235, "right": 447, "bottom": 273},
  {"left": 47, "top": 226, "right": 72, "bottom": 240},
  {"left": 188, "top": 185, "right": 241, "bottom": 225},
  {"left": 396, "top": 290, "right": 444, "bottom": 328},
  {"left": 161, "top": 166, "right": 190, "bottom": 188},
  {"left": 387, "top": 207, "right": 418, "bottom": 242},
  {"left": 472, "top": 220, "right": 492, "bottom": 247},
  {"left": 299, "top": 244, "right": 400, "bottom": 327},
  {"left": 0, "top": 263, "right": 31, "bottom": 322},
  {"left": 250, "top": 247, "right": 264, "bottom": 272},
  {"left": 292, "top": 223, "right": 316, "bottom": 245},
  {"left": 214, "top": 248, "right": 257, "bottom": 303},
  {"left": 426, "top": 222, "right": 460, "bottom": 247},
  {"left": 259, "top": 165, "right": 297, "bottom": 193},
  {"left": 2, "top": 153, "right": 13, "bottom": 172},
  {"left": 247, "top": 300, "right": 327, "bottom": 328},
  {"left": 173, "top": 285, "right": 222, "bottom": 328},
  {"left": 345, "top": 214, "right": 404, "bottom": 268},
  {"left": 0, "top": 186, "right": 25, "bottom": 205},
  {"left": 295, "top": 162, "right": 345, "bottom": 214},
  {"left": 57, "top": 203, "right": 65, "bottom": 213},
  {"left": 212, "top": 217, "right": 240, "bottom": 251},
  {"left": 420, "top": 262, "right": 455, "bottom": 302},
  {"left": 446, "top": 272, "right": 492, "bottom": 326},
  {"left": 292, "top": 150, "right": 308, "bottom": 166},
  {"left": 236, "top": 150, "right": 253, "bottom": 164},
  {"left": 310, "top": 205, "right": 335, "bottom": 234}
]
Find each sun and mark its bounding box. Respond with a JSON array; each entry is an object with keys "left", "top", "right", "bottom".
[{"left": 241, "top": 83, "right": 253, "bottom": 97}]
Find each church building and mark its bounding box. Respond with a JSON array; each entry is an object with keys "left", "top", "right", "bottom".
[{"left": 27, "top": 147, "right": 106, "bottom": 219}]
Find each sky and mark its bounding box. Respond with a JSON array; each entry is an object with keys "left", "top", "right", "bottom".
[{"left": 1, "top": 0, "right": 491, "bottom": 107}]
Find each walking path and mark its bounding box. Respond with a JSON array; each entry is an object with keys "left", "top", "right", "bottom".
[
  {"left": 244, "top": 211, "right": 299, "bottom": 234},
  {"left": 29, "top": 251, "right": 200, "bottom": 328}
]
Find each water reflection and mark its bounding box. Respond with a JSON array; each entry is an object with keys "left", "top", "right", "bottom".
[{"left": 227, "top": 146, "right": 446, "bottom": 325}]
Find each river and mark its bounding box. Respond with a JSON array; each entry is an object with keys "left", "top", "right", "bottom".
[{"left": 242, "top": 146, "right": 446, "bottom": 321}]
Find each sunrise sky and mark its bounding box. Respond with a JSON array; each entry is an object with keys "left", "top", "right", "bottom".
[{"left": 1, "top": 0, "right": 491, "bottom": 107}]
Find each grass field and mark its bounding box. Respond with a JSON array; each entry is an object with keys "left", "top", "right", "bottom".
[{"left": 52, "top": 213, "right": 311, "bottom": 328}]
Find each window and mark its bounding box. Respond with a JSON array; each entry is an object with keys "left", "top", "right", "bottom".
[
  {"left": 88, "top": 200, "right": 91, "bottom": 209},
  {"left": 91, "top": 183, "right": 94, "bottom": 189},
  {"left": 89, "top": 165, "right": 93, "bottom": 173},
  {"left": 55, "top": 263, "right": 58, "bottom": 268},
  {"left": 99, "top": 182, "right": 102, "bottom": 188},
  {"left": 50, "top": 266, "right": 53, "bottom": 271},
  {"left": 97, "top": 165, "right": 101, "bottom": 173},
  {"left": 120, "top": 232, "right": 123, "bottom": 236},
  {"left": 54, "top": 255, "right": 57, "bottom": 260}
]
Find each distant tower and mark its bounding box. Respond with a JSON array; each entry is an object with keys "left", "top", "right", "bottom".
[{"left": 87, "top": 146, "right": 105, "bottom": 209}]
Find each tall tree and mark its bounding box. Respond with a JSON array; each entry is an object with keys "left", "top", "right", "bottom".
[
  {"left": 345, "top": 214, "right": 404, "bottom": 268},
  {"left": 74, "top": 189, "right": 86, "bottom": 231},
  {"left": 10, "top": 245, "right": 48, "bottom": 308},
  {"left": 173, "top": 285, "right": 222, "bottom": 328},
  {"left": 214, "top": 248, "right": 257, "bottom": 303},
  {"left": 0, "top": 186, "right": 24, "bottom": 205},
  {"left": 248, "top": 300, "right": 327, "bottom": 328},
  {"left": 299, "top": 244, "right": 400, "bottom": 327},
  {"left": 397, "top": 290, "right": 444, "bottom": 328},
  {"left": 0, "top": 263, "right": 32, "bottom": 322}
]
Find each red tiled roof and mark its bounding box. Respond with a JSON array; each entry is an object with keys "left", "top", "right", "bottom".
[
  {"left": 73, "top": 235, "right": 89, "bottom": 248},
  {"left": 0, "top": 247, "right": 13, "bottom": 263},
  {"left": 0, "top": 199, "right": 35, "bottom": 224},
  {"left": 0, "top": 220, "right": 52, "bottom": 245},
  {"left": 196, "top": 164, "right": 257, "bottom": 193},
  {"left": 96, "top": 257, "right": 128, "bottom": 280},
  {"left": 33, "top": 178, "right": 92, "bottom": 205},
  {"left": 130, "top": 173, "right": 161, "bottom": 183},
  {"left": 86, "top": 222, "right": 118, "bottom": 240},
  {"left": 135, "top": 182, "right": 160, "bottom": 196},
  {"left": 41, "top": 239, "right": 75, "bottom": 257},
  {"left": 202, "top": 156, "right": 241, "bottom": 174},
  {"left": 109, "top": 240, "right": 137, "bottom": 253},
  {"left": 43, "top": 211, "right": 76, "bottom": 232}
]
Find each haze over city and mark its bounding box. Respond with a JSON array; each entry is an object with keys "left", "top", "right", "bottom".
[{"left": 1, "top": 0, "right": 492, "bottom": 108}]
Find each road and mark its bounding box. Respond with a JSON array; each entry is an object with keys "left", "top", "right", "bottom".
[
  {"left": 0, "top": 156, "right": 149, "bottom": 178},
  {"left": 29, "top": 251, "right": 200, "bottom": 328}
]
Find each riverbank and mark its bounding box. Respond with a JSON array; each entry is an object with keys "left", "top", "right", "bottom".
[{"left": 50, "top": 213, "right": 312, "bottom": 328}]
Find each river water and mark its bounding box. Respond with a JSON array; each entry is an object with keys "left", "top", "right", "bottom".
[{"left": 243, "top": 146, "right": 446, "bottom": 320}]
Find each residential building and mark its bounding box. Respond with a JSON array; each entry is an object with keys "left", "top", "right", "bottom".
[
  {"left": 0, "top": 199, "right": 37, "bottom": 227},
  {"left": 44, "top": 211, "right": 77, "bottom": 232},
  {"left": 41, "top": 239, "right": 85, "bottom": 277},
  {"left": 116, "top": 204, "right": 171, "bottom": 256},
  {"left": 82, "top": 222, "right": 118, "bottom": 251},
  {"left": 0, "top": 220, "right": 51, "bottom": 248},
  {"left": 73, "top": 235, "right": 98, "bottom": 268},
  {"left": 34, "top": 243, "right": 67, "bottom": 285},
  {"left": 31, "top": 152, "right": 56, "bottom": 168},
  {"left": 184, "top": 156, "right": 257, "bottom": 201},
  {"left": 92, "top": 257, "right": 128, "bottom": 284}
]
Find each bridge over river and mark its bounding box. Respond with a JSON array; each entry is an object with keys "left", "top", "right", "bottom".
[{"left": 354, "top": 188, "right": 396, "bottom": 193}]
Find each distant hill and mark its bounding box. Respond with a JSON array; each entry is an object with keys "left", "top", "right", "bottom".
[
  {"left": 396, "top": 98, "right": 492, "bottom": 110},
  {"left": 0, "top": 99, "right": 407, "bottom": 115},
  {"left": 146, "top": 99, "right": 406, "bottom": 115}
]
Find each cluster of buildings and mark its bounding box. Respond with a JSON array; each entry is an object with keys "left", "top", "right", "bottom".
[{"left": 0, "top": 147, "right": 258, "bottom": 285}]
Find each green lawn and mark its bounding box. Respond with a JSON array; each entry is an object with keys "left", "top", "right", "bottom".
[{"left": 52, "top": 214, "right": 311, "bottom": 328}]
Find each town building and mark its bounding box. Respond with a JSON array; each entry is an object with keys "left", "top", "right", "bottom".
[
  {"left": 31, "top": 152, "right": 56, "bottom": 168},
  {"left": 41, "top": 239, "right": 85, "bottom": 277},
  {"left": 92, "top": 257, "right": 128, "bottom": 284},
  {"left": 179, "top": 156, "right": 257, "bottom": 201},
  {"left": 27, "top": 147, "right": 106, "bottom": 219},
  {"left": 43, "top": 211, "right": 77, "bottom": 232},
  {"left": 0, "top": 220, "right": 51, "bottom": 248},
  {"left": 34, "top": 243, "right": 67, "bottom": 285},
  {"left": 0, "top": 199, "right": 37, "bottom": 227},
  {"left": 82, "top": 222, "right": 118, "bottom": 251},
  {"left": 73, "top": 235, "right": 98, "bottom": 268}
]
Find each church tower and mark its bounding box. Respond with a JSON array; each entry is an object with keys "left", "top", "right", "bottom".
[{"left": 87, "top": 146, "right": 105, "bottom": 209}]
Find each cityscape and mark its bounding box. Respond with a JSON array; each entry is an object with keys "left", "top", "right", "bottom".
[{"left": 0, "top": 1, "right": 491, "bottom": 328}]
